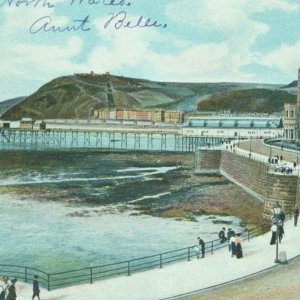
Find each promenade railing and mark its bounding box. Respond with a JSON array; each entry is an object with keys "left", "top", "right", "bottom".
[{"left": 1, "top": 215, "right": 292, "bottom": 291}]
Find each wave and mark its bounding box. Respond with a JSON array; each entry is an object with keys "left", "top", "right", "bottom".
[
  {"left": 0, "top": 166, "right": 177, "bottom": 186},
  {"left": 117, "top": 166, "right": 178, "bottom": 173},
  {"left": 128, "top": 192, "right": 171, "bottom": 203}
]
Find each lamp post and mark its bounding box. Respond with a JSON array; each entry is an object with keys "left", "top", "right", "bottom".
[{"left": 273, "top": 203, "right": 281, "bottom": 264}]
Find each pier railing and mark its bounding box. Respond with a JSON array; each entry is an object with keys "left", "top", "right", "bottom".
[{"left": 0, "top": 215, "right": 291, "bottom": 290}]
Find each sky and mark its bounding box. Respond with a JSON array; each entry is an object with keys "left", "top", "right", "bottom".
[{"left": 0, "top": 0, "right": 300, "bottom": 102}]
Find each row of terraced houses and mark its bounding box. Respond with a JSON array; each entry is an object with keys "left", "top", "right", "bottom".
[{"left": 93, "top": 108, "right": 184, "bottom": 124}]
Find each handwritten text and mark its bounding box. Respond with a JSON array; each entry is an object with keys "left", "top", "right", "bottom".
[
  {"left": 0, "top": 0, "right": 54, "bottom": 8},
  {"left": 29, "top": 15, "right": 91, "bottom": 34},
  {"left": 0, "top": 0, "right": 168, "bottom": 34},
  {"left": 70, "top": 0, "right": 130, "bottom": 6},
  {"left": 104, "top": 11, "right": 167, "bottom": 30}
]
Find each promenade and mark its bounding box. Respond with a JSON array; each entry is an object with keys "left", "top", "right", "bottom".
[{"left": 13, "top": 218, "right": 300, "bottom": 299}]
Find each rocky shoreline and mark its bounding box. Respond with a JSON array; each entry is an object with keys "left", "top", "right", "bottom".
[{"left": 123, "top": 152, "right": 268, "bottom": 230}]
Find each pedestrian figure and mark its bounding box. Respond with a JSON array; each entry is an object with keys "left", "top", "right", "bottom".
[
  {"left": 6, "top": 278, "right": 17, "bottom": 300},
  {"left": 197, "top": 237, "right": 205, "bottom": 258},
  {"left": 227, "top": 228, "right": 233, "bottom": 240},
  {"left": 270, "top": 222, "right": 277, "bottom": 245},
  {"left": 0, "top": 276, "right": 9, "bottom": 300},
  {"left": 278, "top": 211, "right": 286, "bottom": 227},
  {"left": 294, "top": 162, "right": 297, "bottom": 170},
  {"left": 294, "top": 206, "right": 299, "bottom": 226},
  {"left": 218, "top": 227, "right": 227, "bottom": 243},
  {"left": 32, "top": 275, "right": 41, "bottom": 300},
  {"left": 235, "top": 233, "right": 243, "bottom": 258},
  {"left": 227, "top": 228, "right": 234, "bottom": 251},
  {"left": 278, "top": 221, "right": 284, "bottom": 243},
  {"left": 230, "top": 233, "right": 236, "bottom": 257}
]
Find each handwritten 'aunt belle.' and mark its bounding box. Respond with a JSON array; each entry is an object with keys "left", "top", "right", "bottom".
[{"left": 0, "top": 0, "right": 168, "bottom": 34}]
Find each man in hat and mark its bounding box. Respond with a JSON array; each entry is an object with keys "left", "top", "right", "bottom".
[
  {"left": 218, "top": 227, "right": 227, "bottom": 243},
  {"left": 32, "top": 275, "right": 41, "bottom": 300},
  {"left": 197, "top": 236, "right": 205, "bottom": 258},
  {"left": 6, "top": 278, "right": 17, "bottom": 300}
]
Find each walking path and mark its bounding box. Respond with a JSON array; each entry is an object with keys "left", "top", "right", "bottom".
[{"left": 12, "top": 218, "right": 300, "bottom": 300}]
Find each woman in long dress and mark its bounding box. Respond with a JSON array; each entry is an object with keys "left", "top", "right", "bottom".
[
  {"left": 270, "top": 223, "right": 277, "bottom": 245},
  {"left": 235, "top": 233, "right": 243, "bottom": 258},
  {"left": 230, "top": 233, "right": 236, "bottom": 257},
  {"left": 0, "top": 276, "right": 9, "bottom": 300}
]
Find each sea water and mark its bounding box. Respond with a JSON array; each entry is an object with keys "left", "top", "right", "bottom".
[{"left": 0, "top": 151, "right": 243, "bottom": 272}]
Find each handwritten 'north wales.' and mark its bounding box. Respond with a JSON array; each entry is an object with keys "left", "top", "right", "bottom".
[{"left": 0, "top": 0, "right": 129, "bottom": 8}]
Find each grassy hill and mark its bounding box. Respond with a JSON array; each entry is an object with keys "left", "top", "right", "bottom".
[
  {"left": 1, "top": 73, "right": 294, "bottom": 120},
  {"left": 197, "top": 88, "right": 296, "bottom": 113}
]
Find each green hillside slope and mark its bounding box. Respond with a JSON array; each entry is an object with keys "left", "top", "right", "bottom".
[
  {"left": 197, "top": 89, "right": 296, "bottom": 113},
  {"left": 1, "top": 73, "right": 293, "bottom": 120}
]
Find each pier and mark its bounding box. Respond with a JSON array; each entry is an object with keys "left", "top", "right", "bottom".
[{"left": 0, "top": 129, "right": 223, "bottom": 152}]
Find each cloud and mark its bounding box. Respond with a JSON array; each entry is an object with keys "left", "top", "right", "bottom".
[
  {"left": 260, "top": 40, "right": 300, "bottom": 75},
  {"left": 158, "top": 0, "right": 299, "bottom": 82},
  {"left": 148, "top": 43, "right": 231, "bottom": 82},
  {"left": 87, "top": 0, "right": 298, "bottom": 83},
  {"left": 88, "top": 15, "right": 162, "bottom": 73},
  {"left": 166, "top": 0, "right": 297, "bottom": 29},
  {"left": 0, "top": 4, "right": 85, "bottom": 79},
  {"left": 12, "top": 36, "right": 84, "bottom": 75},
  {"left": 0, "top": 3, "right": 90, "bottom": 101}
]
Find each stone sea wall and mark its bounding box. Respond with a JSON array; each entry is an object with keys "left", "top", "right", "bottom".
[{"left": 195, "top": 150, "right": 298, "bottom": 218}]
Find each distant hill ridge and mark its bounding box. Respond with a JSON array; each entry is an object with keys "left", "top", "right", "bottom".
[
  {"left": 281, "top": 80, "right": 297, "bottom": 89},
  {"left": 1, "top": 73, "right": 296, "bottom": 120},
  {"left": 198, "top": 88, "right": 296, "bottom": 113},
  {"left": 0, "top": 97, "right": 26, "bottom": 117}
]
